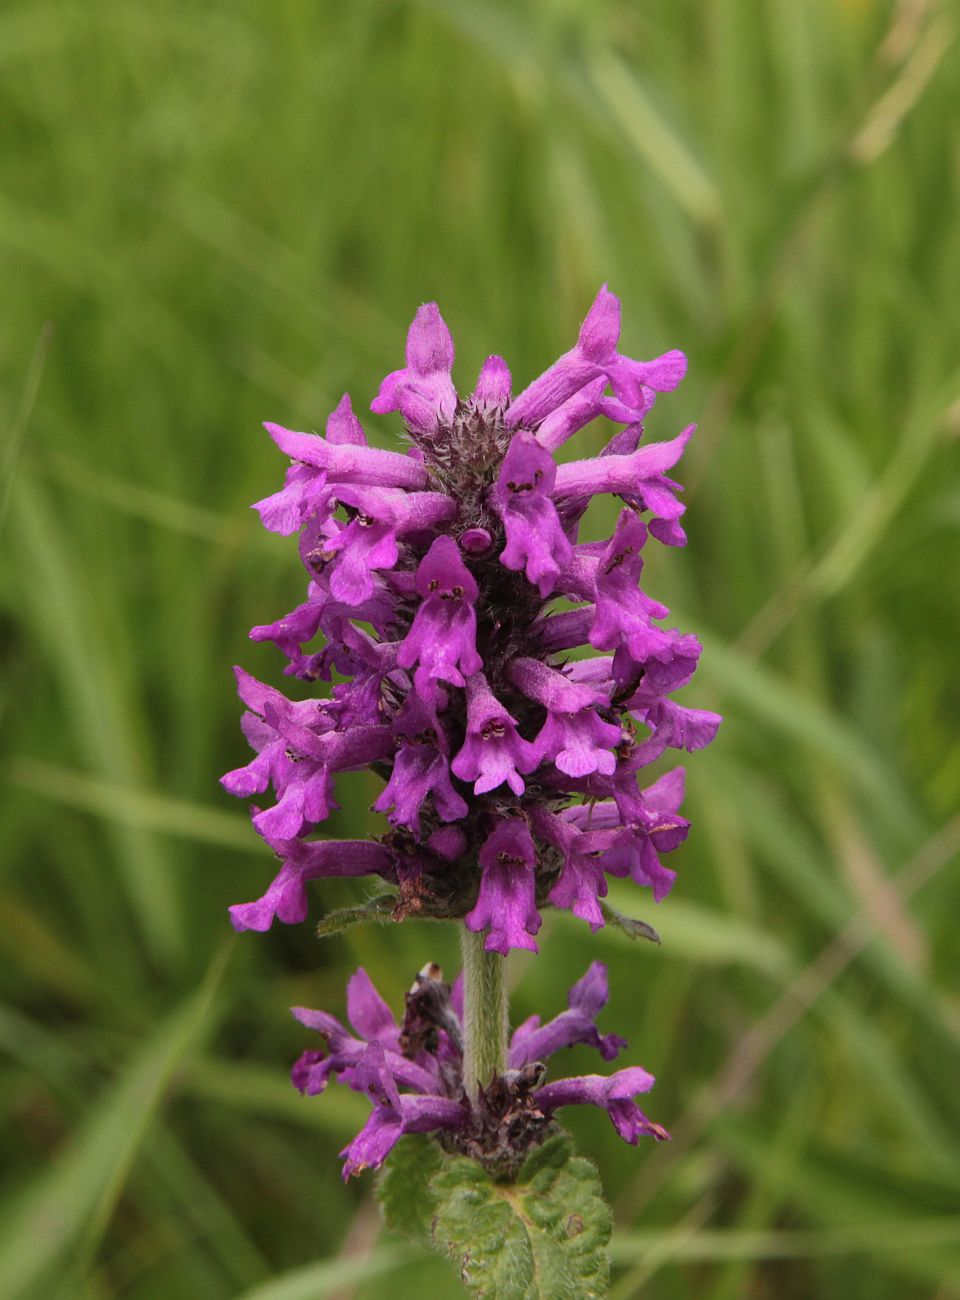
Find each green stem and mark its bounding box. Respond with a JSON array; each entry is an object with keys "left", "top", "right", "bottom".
[{"left": 459, "top": 927, "right": 507, "bottom": 1097}]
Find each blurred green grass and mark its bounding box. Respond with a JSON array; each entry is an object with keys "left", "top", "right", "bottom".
[{"left": 2, "top": 0, "right": 959, "bottom": 1296}]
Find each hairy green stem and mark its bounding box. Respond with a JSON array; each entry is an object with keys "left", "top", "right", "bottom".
[{"left": 459, "top": 928, "right": 507, "bottom": 1096}]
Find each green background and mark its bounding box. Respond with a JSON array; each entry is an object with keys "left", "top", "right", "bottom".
[{"left": 2, "top": 1, "right": 959, "bottom": 1296}]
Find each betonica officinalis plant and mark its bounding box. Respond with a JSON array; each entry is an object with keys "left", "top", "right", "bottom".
[{"left": 223, "top": 286, "right": 720, "bottom": 1295}]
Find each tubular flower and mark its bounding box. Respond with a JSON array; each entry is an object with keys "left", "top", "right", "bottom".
[
  {"left": 224, "top": 286, "right": 719, "bottom": 945},
  {"left": 291, "top": 962, "right": 667, "bottom": 1180}
]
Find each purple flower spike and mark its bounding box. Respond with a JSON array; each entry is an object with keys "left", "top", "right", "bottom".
[
  {"left": 466, "top": 820, "right": 542, "bottom": 954},
  {"left": 225, "top": 286, "right": 717, "bottom": 936},
  {"left": 292, "top": 962, "right": 666, "bottom": 1179}
]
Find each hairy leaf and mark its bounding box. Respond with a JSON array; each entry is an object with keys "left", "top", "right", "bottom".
[
  {"left": 379, "top": 1134, "right": 612, "bottom": 1298},
  {"left": 315, "top": 892, "right": 397, "bottom": 937},
  {"left": 377, "top": 1136, "right": 445, "bottom": 1248}
]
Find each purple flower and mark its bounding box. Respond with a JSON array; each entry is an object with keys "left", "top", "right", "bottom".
[
  {"left": 451, "top": 673, "right": 538, "bottom": 796},
  {"left": 323, "top": 486, "right": 456, "bottom": 605},
  {"left": 587, "top": 509, "right": 704, "bottom": 690},
  {"left": 338, "top": 1046, "right": 466, "bottom": 1180},
  {"left": 230, "top": 838, "right": 392, "bottom": 932},
  {"left": 529, "top": 808, "right": 615, "bottom": 932},
  {"left": 252, "top": 393, "right": 366, "bottom": 535},
  {"left": 396, "top": 535, "right": 482, "bottom": 702},
  {"left": 505, "top": 285, "right": 684, "bottom": 429},
  {"left": 224, "top": 287, "right": 718, "bottom": 939},
  {"left": 292, "top": 962, "right": 666, "bottom": 1178},
  {"left": 220, "top": 666, "right": 392, "bottom": 846},
  {"left": 371, "top": 302, "right": 457, "bottom": 433},
  {"left": 291, "top": 968, "right": 448, "bottom": 1096},
  {"left": 509, "top": 657, "right": 621, "bottom": 779},
  {"left": 493, "top": 431, "right": 572, "bottom": 597},
  {"left": 465, "top": 820, "right": 542, "bottom": 955},
  {"left": 372, "top": 694, "right": 468, "bottom": 834},
  {"left": 534, "top": 1069, "right": 667, "bottom": 1144},
  {"left": 553, "top": 425, "right": 694, "bottom": 544},
  {"left": 627, "top": 697, "right": 723, "bottom": 767},
  {"left": 564, "top": 768, "right": 691, "bottom": 903},
  {"left": 265, "top": 418, "right": 428, "bottom": 490},
  {"left": 472, "top": 353, "right": 512, "bottom": 408},
  {"left": 508, "top": 961, "right": 626, "bottom": 1065}
]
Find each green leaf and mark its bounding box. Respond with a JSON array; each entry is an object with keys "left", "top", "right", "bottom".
[
  {"left": 315, "top": 891, "right": 398, "bottom": 937},
  {"left": 232, "top": 1247, "right": 417, "bottom": 1300},
  {"left": 9, "top": 756, "right": 258, "bottom": 853},
  {"left": 392, "top": 1135, "right": 612, "bottom": 1298},
  {"left": 0, "top": 944, "right": 230, "bottom": 1298},
  {"left": 599, "top": 900, "right": 661, "bottom": 945},
  {"left": 377, "top": 1136, "right": 445, "bottom": 1247}
]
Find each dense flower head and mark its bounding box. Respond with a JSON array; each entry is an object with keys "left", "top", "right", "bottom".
[
  {"left": 224, "top": 286, "right": 720, "bottom": 950},
  {"left": 292, "top": 961, "right": 667, "bottom": 1179}
]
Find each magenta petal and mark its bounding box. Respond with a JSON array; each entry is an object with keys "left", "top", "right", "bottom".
[
  {"left": 535, "top": 1067, "right": 668, "bottom": 1144},
  {"left": 552, "top": 425, "right": 694, "bottom": 509},
  {"left": 229, "top": 839, "right": 391, "bottom": 932},
  {"left": 577, "top": 284, "right": 621, "bottom": 362},
  {"left": 508, "top": 962, "right": 626, "bottom": 1066},
  {"left": 326, "top": 393, "right": 368, "bottom": 445},
  {"left": 371, "top": 303, "right": 457, "bottom": 431},
  {"left": 346, "top": 968, "right": 398, "bottom": 1043},
  {"left": 339, "top": 1107, "right": 403, "bottom": 1179},
  {"left": 505, "top": 287, "right": 619, "bottom": 427},
  {"left": 265, "top": 422, "right": 428, "bottom": 490},
  {"left": 406, "top": 302, "right": 455, "bottom": 376},
  {"left": 536, "top": 377, "right": 607, "bottom": 452},
  {"left": 396, "top": 537, "right": 482, "bottom": 700},
  {"left": 472, "top": 354, "right": 512, "bottom": 406}
]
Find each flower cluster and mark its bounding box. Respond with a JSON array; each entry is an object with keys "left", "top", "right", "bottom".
[
  {"left": 223, "top": 287, "right": 720, "bottom": 952},
  {"left": 292, "top": 961, "right": 667, "bottom": 1180}
]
